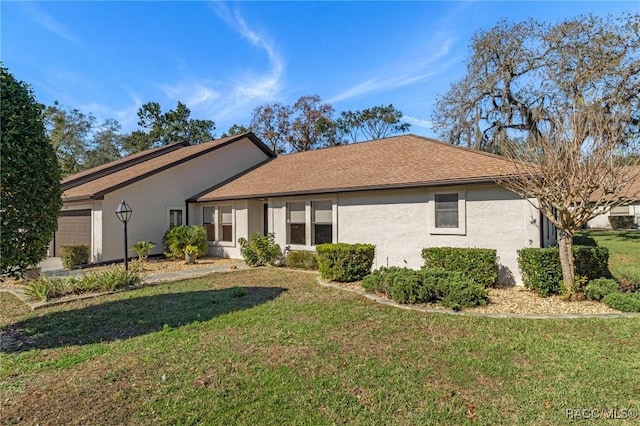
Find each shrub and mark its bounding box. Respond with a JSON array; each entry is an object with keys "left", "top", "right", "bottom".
[
  {"left": 573, "top": 246, "right": 610, "bottom": 281},
  {"left": 602, "top": 292, "right": 640, "bottom": 313},
  {"left": 585, "top": 278, "right": 620, "bottom": 301},
  {"left": 316, "top": 243, "right": 375, "bottom": 282},
  {"left": 421, "top": 247, "right": 498, "bottom": 287},
  {"left": 164, "top": 225, "right": 207, "bottom": 259},
  {"left": 230, "top": 286, "right": 246, "bottom": 298},
  {"left": 573, "top": 234, "right": 598, "bottom": 247},
  {"left": 24, "top": 264, "right": 144, "bottom": 302},
  {"left": 285, "top": 250, "right": 318, "bottom": 270},
  {"left": 60, "top": 245, "right": 89, "bottom": 269},
  {"left": 608, "top": 215, "right": 634, "bottom": 230},
  {"left": 132, "top": 241, "right": 155, "bottom": 261},
  {"left": 362, "top": 266, "right": 487, "bottom": 309},
  {"left": 518, "top": 246, "right": 610, "bottom": 297},
  {"left": 238, "top": 232, "right": 282, "bottom": 267},
  {"left": 439, "top": 280, "right": 489, "bottom": 311}
]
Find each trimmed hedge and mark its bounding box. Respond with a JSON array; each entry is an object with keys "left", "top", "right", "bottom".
[
  {"left": 421, "top": 247, "right": 498, "bottom": 287},
  {"left": 285, "top": 250, "right": 318, "bottom": 270},
  {"left": 602, "top": 292, "right": 640, "bottom": 312},
  {"left": 361, "top": 266, "right": 488, "bottom": 310},
  {"left": 316, "top": 243, "right": 375, "bottom": 282},
  {"left": 60, "top": 245, "right": 89, "bottom": 269},
  {"left": 518, "top": 246, "right": 610, "bottom": 297},
  {"left": 573, "top": 234, "right": 598, "bottom": 247},
  {"left": 608, "top": 215, "right": 634, "bottom": 230}
]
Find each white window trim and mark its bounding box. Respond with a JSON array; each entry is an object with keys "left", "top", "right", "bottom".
[
  {"left": 285, "top": 198, "right": 336, "bottom": 249},
  {"left": 202, "top": 203, "right": 236, "bottom": 247},
  {"left": 428, "top": 187, "right": 466, "bottom": 235}
]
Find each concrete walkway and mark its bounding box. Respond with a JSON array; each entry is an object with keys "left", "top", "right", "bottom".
[{"left": 1, "top": 260, "right": 246, "bottom": 310}]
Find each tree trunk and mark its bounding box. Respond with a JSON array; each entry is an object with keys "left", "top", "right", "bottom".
[{"left": 558, "top": 230, "right": 575, "bottom": 299}]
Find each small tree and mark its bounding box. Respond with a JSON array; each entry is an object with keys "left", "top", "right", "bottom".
[
  {"left": 1, "top": 67, "right": 62, "bottom": 279},
  {"left": 499, "top": 106, "right": 639, "bottom": 299}
]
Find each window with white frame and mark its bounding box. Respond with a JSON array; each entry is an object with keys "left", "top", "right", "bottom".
[
  {"left": 287, "top": 202, "right": 306, "bottom": 245},
  {"left": 434, "top": 193, "right": 459, "bottom": 228},
  {"left": 203, "top": 207, "right": 216, "bottom": 241},
  {"left": 430, "top": 189, "right": 466, "bottom": 235},
  {"left": 312, "top": 200, "right": 333, "bottom": 245},
  {"left": 220, "top": 206, "right": 233, "bottom": 242}
]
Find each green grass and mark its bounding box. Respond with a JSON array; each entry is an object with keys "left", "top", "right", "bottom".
[
  {"left": 1, "top": 269, "right": 639, "bottom": 425},
  {"left": 581, "top": 230, "right": 640, "bottom": 288}
]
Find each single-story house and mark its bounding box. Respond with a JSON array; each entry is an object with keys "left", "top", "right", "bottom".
[
  {"left": 55, "top": 132, "right": 557, "bottom": 284},
  {"left": 54, "top": 133, "right": 274, "bottom": 262},
  {"left": 189, "top": 134, "right": 556, "bottom": 285},
  {"left": 586, "top": 167, "right": 640, "bottom": 229}
]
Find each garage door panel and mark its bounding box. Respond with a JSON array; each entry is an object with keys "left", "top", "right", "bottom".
[{"left": 54, "top": 210, "right": 91, "bottom": 256}]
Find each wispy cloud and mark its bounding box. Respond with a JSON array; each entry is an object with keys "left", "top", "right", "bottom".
[
  {"left": 210, "top": 2, "right": 285, "bottom": 100},
  {"left": 402, "top": 115, "right": 433, "bottom": 130},
  {"left": 21, "top": 3, "right": 82, "bottom": 46},
  {"left": 328, "top": 34, "right": 455, "bottom": 104},
  {"left": 161, "top": 81, "right": 221, "bottom": 107}
]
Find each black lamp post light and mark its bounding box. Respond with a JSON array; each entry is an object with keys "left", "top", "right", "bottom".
[{"left": 115, "top": 200, "right": 133, "bottom": 270}]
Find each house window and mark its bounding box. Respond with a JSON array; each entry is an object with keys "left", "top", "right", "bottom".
[
  {"left": 203, "top": 207, "right": 216, "bottom": 241},
  {"left": 169, "top": 209, "right": 183, "bottom": 228},
  {"left": 287, "top": 202, "right": 306, "bottom": 245},
  {"left": 312, "top": 200, "right": 332, "bottom": 245},
  {"left": 220, "top": 206, "right": 233, "bottom": 242},
  {"left": 610, "top": 205, "right": 629, "bottom": 216},
  {"left": 435, "top": 193, "right": 459, "bottom": 228}
]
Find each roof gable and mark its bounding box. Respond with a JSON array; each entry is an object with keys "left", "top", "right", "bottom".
[
  {"left": 193, "top": 134, "right": 517, "bottom": 202},
  {"left": 63, "top": 132, "right": 274, "bottom": 201}
]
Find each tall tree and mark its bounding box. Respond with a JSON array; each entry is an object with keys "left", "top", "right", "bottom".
[
  {"left": 434, "top": 14, "right": 640, "bottom": 297},
  {"left": 1, "top": 66, "right": 62, "bottom": 279},
  {"left": 287, "top": 95, "right": 336, "bottom": 152},
  {"left": 337, "top": 104, "right": 411, "bottom": 142},
  {"left": 250, "top": 102, "right": 292, "bottom": 154},
  {"left": 44, "top": 102, "right": 94, "bottom": 176},
  {"left": 432, "top": 14, "right": 639, "bottom": 154},
  {"left": 221, "top": 124, "right": 251, "bottom": 138},
  {"left": 123, "top": 101, "right": 216, "bottom": 154},
  {"left": 84, "top": 118, "right": 123, "bottom": 169}
]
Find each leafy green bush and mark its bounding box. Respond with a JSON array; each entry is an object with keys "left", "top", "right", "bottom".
[
  {"left": 132, "top": 241, "right": 155, "bottom": 261},
  {"left": 316, "top": 243, "right": 375, "bottom": 282},
  {"left": 584, "top": 278, "right": 620, "bottom": 301},
  {"left": 361, "top": 266, "right": 488, "bottom": 309},
  {"left": 164, "top": 225, "right": 207, "bottom": 259},
  {"left": 238, "top": 232, "right": 282, "bottom": 267},
  {"left": 285, "top": 250, "right": 318, "bottom": 270},
  {"left": 602, "top": 292, "right": 640, "bottom": 312},
  {"left": 608, "top": 215, "right": 634, "bottom": 230},
  {"left": 573, "top": 246, "right": 610, "bottom": 281},
  {"left": 24, "top": 264, "right": 144, "bottom": 302},
  {"left": 573, "top": 234, "right": 598, "bottom": 247},
  {"left": 230, "top": 286, "right": 246, "bottom": 298},
  {"left": 518, "top": 246, "right": 610, "bottom": 297},
  {"left": 60, "top": 245, "right": 90, "bottom": 269},
  {"left": 439, "top": 280, "right": 489, "bottom": 311},
  {"left": 421, "top": 247, "right": 498, "bottom": 287}
]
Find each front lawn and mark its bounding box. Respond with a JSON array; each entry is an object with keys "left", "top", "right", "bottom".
[
  {"left": 1, "top": 269, "right": 639, "bottom": 425},
  {"left": 582, "top": 230, "right": 640, "bottom": 288}
]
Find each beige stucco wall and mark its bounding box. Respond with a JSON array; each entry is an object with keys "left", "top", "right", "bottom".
[
  {"left": 95, "top": 139, "right": 269, "bottom": 262},
  {"left": 587, "top": 204, "right": 640, "bottom": 229},
  {"left": 205, "top": 184, "right": 543, "bottom": 285}
]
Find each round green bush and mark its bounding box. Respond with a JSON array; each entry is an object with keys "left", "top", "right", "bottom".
[
  {"left": 584, "top": 278, "right": 620, "bottom": 301},
  {"left": 602, "top": 292, "right": 640, "bottom": 313}
]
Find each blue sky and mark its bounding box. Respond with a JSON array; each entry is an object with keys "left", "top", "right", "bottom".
[{"left": 2, "top": 1, "right": 637, "bottom": 139}]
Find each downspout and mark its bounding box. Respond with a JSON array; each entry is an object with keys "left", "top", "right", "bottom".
[
  {"left": 185, "top": 200, "right": 190, "bottom": 225},
  {"left": 539, "top": 210, "right": 544, "bottom": 248}
]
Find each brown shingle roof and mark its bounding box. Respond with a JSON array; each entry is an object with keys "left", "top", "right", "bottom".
[
  {"left": 62, "top": 133, "right": 274, "bottom": 201},
  {"left": 192, "top": 134, "right": 516, "bottom": 202}
]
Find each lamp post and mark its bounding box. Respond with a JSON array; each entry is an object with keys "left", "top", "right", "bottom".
[{"left": 115, "top": 200, "right": 133, "bottom": 270}]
